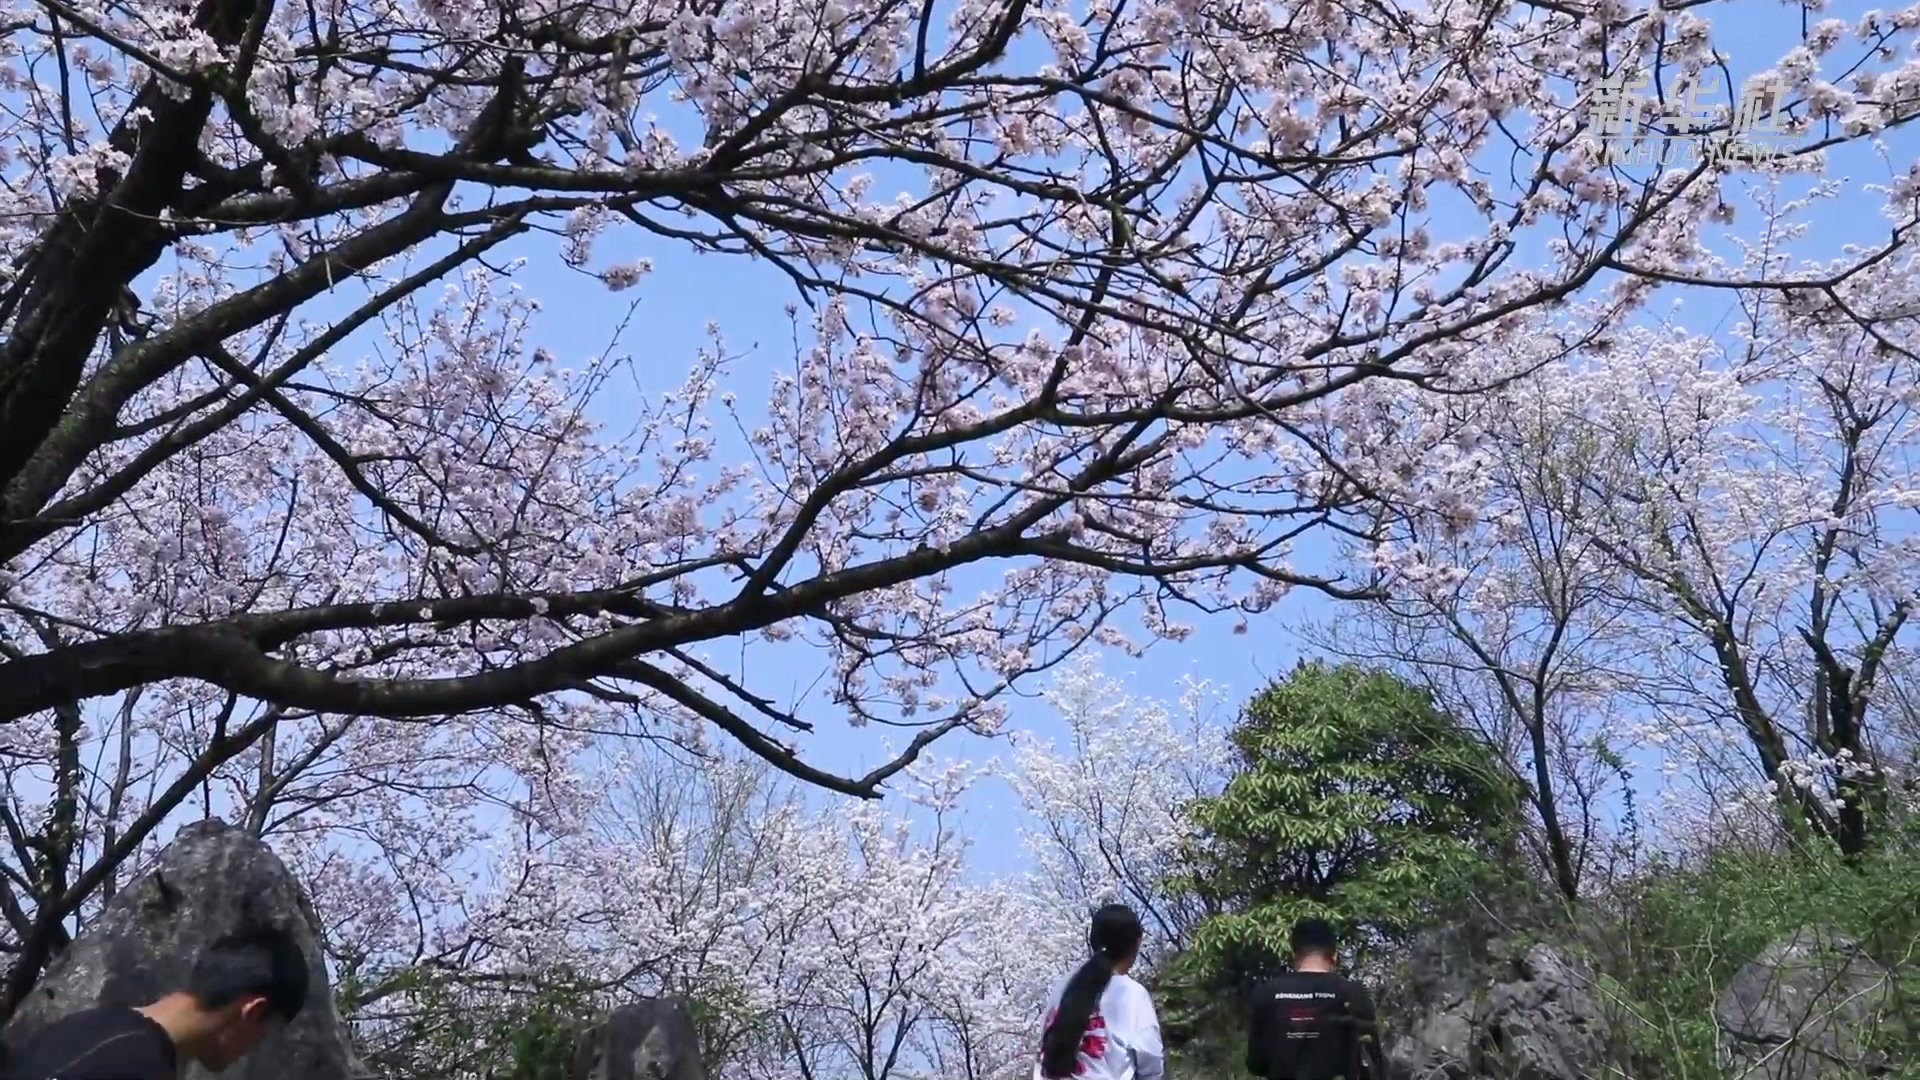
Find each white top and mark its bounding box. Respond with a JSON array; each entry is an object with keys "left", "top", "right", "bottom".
[{"left": 1033, "top": 971, "right": 1166, "bottom": 1080}]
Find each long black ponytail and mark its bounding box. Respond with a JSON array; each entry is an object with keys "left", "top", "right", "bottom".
[{"left": 1041, "top": 904, "right": 1145, "bottom": 1078}]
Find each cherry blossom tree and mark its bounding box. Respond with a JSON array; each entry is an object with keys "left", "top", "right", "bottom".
[
  {"left": 1344, "top": 180, "right": 1920, "bottom": 865},
  {"left": 8, "top": 0, "right": 1920, "bottom": 1032},
  {"left": 1555, "top": 262, "right": 1920, "bottom": 857},
  {"left": 910, "top": 879, "right": 1073, "bottom": 1080},
  {"left": 1303, "top": 316, "right": 1648, "bottom": 901},
  {"left": 700, "top": 773, "right": 1073, "bottom": 1080},
  {"left": 337, "top": 739, "right": 784, "bottom": 1077},
  {"left": 323, "top": 738, "right": 1069, "bottom": 1080},
  {"left": 16, "top": 0, "right": 1920, "bottom": 764},
  {"left": 1002, "top": 653, "right": 1229, "bottom": 961}
]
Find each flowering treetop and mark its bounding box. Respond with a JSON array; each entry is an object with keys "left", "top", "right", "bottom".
[
  {"left": 6, "top": 0, "right": 1916, "bottom": 775},
  {"left": 4, "top": 0, "right": 1920, "bottom": 1021},
  {"left": 1346, "top": 194, "right": 1920, "bottom": 872}
]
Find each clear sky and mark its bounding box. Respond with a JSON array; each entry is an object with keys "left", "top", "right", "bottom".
[{"left": 473, "top": 1, "right": 1920, "bottom": 882}]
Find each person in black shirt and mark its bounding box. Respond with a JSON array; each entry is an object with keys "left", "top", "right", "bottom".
[
  {"left": 1245, "top": 919, "right": 1387, "bottom": 1080},
  {"left": 3, "top": 925, "right": 309, "bottom": 1080}
]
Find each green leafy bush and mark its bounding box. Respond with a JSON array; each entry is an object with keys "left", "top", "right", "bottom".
[
  {"left": 1173, "top": 661, "right": 1525, "bottom": 979},
  {"left": 1160, "top": 662, "right": 1525, "bottom": 1078},
  {"left": 1591, "top": 818, "right": 1920, "bottom": 1080}
]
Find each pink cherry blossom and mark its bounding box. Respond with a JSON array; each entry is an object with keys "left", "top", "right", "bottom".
[
  {"left": 1332, "top": 195, "right": 1920, "bottom": 884},
  {"left": 4, "top": 0, "right": 1920, "bottom": 1053}
]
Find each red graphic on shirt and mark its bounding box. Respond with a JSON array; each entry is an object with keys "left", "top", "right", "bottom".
[
  {"left": 1285, "top": 1007, "right": 1324, "bottom": 1038},
  {"left": 1040, "top": 1008, "right": 1109, "bottom": 1074}
]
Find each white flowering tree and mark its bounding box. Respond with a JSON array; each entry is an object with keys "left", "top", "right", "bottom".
[
  {"left": 1336, "top": 194, "right": 1920, "bottom": 870},
  {"left": 1003, "top": 655, "right": 1230, "bottom": 964},
  {"left": 363, "top": 747, "right": 1067, "bottom": 1080},
  {"left": 7, "top": 0, "right": 1920, "bottom": 1047}
]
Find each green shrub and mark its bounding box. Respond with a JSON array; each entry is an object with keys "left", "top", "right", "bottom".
[{"left": 1592, "top": 819, "right": 1920, "bottom": 1080}]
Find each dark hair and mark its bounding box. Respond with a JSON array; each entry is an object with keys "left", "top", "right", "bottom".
[
  {"left": 1289, "top": 917, "right": 1339, "bottom": 961},
  {"left": 188, "top": 925, "right": 310, "bottom": 1021},
  {"left": 1041, "top": 904, "right": 1144, "bottom": 1078}
]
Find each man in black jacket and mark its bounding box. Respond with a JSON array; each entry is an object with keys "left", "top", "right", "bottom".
[
  {"left": 1245, "top": 919, "right": 1388, "bottom": 1080},
  {"left": 3, "top": 925, "right": 308, "bottom": 1080}
]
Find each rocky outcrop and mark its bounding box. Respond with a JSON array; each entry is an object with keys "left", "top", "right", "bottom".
[
  {"left": 3, "top": 818, "right": 369, "bottom": 1080},
  {"left": 568, "top": 999, "right": 704, "bottom": 1080},
  {"left": 1386, "top": 921, "right": 1910, "bottom": 1080},
  {"left": 1715, "top": 927, "right": 1899, "bottom": 1080},
  {"left": 1387, "top": 932, "right": 1612, "bottom": 1080},
  {"left": 1472, "top": 945, "right": 1611, "bottom": 1080},
  {"left": 1385, "top": 924, "right": 1485, "bottom": 1080}
]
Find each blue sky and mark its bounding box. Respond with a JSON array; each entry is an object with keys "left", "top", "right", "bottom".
[{"left": 486, "top": 3, "right": 1920, "bottom": 882}]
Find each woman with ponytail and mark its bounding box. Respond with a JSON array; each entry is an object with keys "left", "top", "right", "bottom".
[{"left": 1035, "top": 904, "right": 1165, "bottom": 1080}]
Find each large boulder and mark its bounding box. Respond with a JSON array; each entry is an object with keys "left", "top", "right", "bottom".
[
  {"left": 1715, "top": 927, "right": 1899, "bottom": 1080},
  {"left": 3, "top": 818, "right": 369, "bottom": 1080},
  {"left": 1388, "top": 935, "right": 1612, "bottom": 1080},
  {"left": 568, "top": 999, "right": 704, "bottom": 1080},
  {"left": 1386, "top": 925, "right": 1482, "bottom": 1080},
  {"left": 1473, "top": 945, "right": 1611, "bottom": 1080}
]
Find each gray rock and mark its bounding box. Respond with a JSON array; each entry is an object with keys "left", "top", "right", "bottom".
[
  {"left": 1475, "top": 945, "right": 1609, "bottom": 1080},
  {"left": 1388, "top": 937, "right": 1611, "bottom": 1080},
  {"left": 568, "top": 999, "right": 704, "bottom": 1080},
  {"left": 1390, "top": 1005, "right": 1477, "bottom": 1080},
  {"left": 1715, "top": 927, "right": 1897, "bottom": 1080},
  {"left": 3, "top": 818, "right": 369, "bottom": 1080},
  {"left": 1388, "top": 925, "right": 1484, "bottom": 1080}
]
